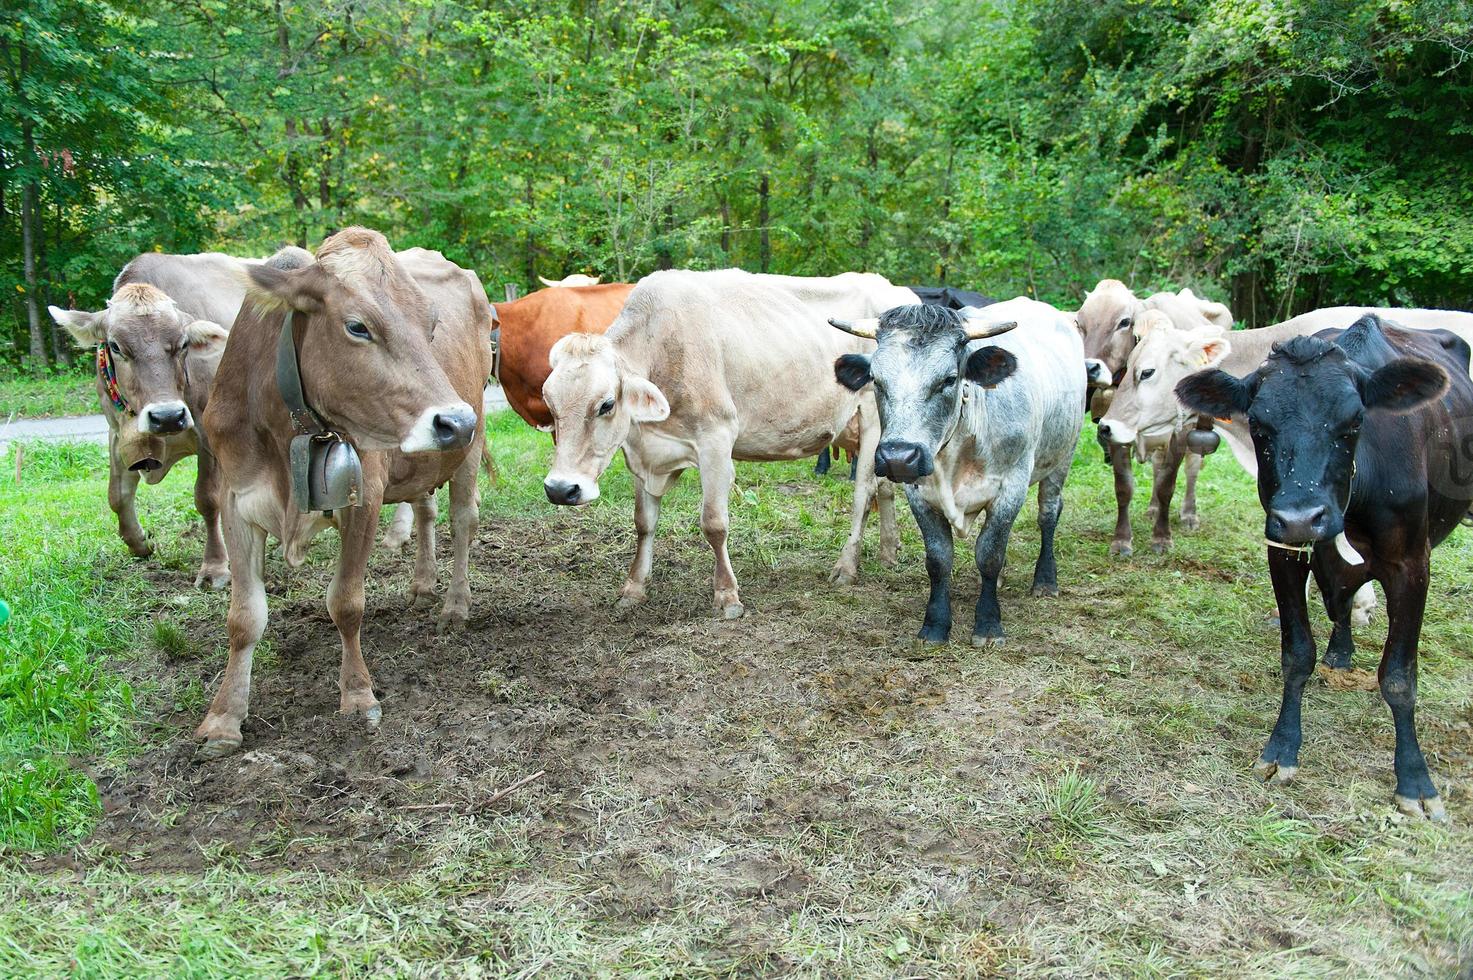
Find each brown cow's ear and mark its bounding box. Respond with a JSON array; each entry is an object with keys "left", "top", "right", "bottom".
[
  {"left": 184, "top": 320, "right": 230, "bottom": 354},
  {"left": 245, "top": 263, "right": 329, "bottom": 315},
  {"left": 1362, "top": 358, "right": 1449, "bottom": 413},
  {"left": 49, "top": 305, "right": 106, "bottom": 346}
]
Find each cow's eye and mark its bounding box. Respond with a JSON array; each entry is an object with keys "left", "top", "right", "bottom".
[
  {"left": 344, "top": 319, "right": 372, "bottom": 341},
  {"left": 938, "top": 375, "right": 958, "bottom": 391},
  {"left": 597, "top": 398, "right": 615, "bottom": 417},
  {"left": 1117, "top": 317, "right": 1133, "bottom": 331},
  {"left": 1139, "top": 368, "right": 1155, "bottom": 381},
  {"left": 107, "top": 340, "right": 124, "bottom": 357}
]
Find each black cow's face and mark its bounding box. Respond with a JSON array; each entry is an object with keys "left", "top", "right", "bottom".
[
  {"left": 1177, "top": 338, "right": 1448, "bottom": 545},
  {"left": 834, "top": 306, "right": 1017, "bottom": 484}
]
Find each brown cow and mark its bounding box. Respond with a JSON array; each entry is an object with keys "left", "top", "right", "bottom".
[
  {"left": 194, "top": 229, "right": 492, "bottom": 758},
  {"left": 493, "top": 283, "right": 634, "bottom": 429}
]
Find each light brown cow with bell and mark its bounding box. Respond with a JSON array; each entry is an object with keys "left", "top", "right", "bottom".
[{"left": 195, "top": 228, "right": 492, "bottom": 758}]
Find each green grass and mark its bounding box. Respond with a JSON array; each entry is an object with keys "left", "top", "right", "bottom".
[
  {"left": 1, "top": 409, "right": 1471, "bottom": 975},
  {"left": 0, "top": 365, "right": 97, "bottom": 419}
]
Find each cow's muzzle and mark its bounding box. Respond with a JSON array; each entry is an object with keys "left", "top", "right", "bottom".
[
  {"left": 401, "top": 402, "right": 478, "bottom": 453},
  {"left": 874, "top": 441, "right": 932, "bottom": 483},
  {"left": 140, "top": 400, "right": 192, "bottom": 434},
  {"left": 1266, "top": 502, "right": 1337, "bottom": 545},
  {"left": 544, "top": 478, "right": 583, "bottom": 506}
]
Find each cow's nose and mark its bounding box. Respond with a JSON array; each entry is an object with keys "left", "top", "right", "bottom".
[
  {"left": 1097, "top": 420, "right": 1114, "bottom": 441},
  {"left": 1267, "top": 505, "right": 1329, "bottom": 544},
  {"left": 875, "top": 441, "right": 929, "bottom": 483},
  {"left": 147, "top": 405, "right": 188, "bottom": 433},
  {"left": 544, "top": 479, "right": 581, "bottom": 506},
  {"left": 431, "top": 406, "right": 476, "bottom": 450}
]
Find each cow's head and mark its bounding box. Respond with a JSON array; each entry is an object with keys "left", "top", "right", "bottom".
[
  {"left": 245, "top": 227, "right": 477, "bottom": 454},
  {"left": 1176, "top": 325, "right": 1448, "bottom": 545},
  {"left": 831, "top": 304, "right": 1018, "bottom": 483},
  {"left": 50, "top": 286, "right": 229, "bottom": 440},
  {"left": 541, "top": 333, "right": 669, "bottom": 505},
  {"left": 1098, "top": 311, "right": 1230, "bottom": 459},
  {"left": 1076, "top": 279, "right": 1144, "bottom": 386}
]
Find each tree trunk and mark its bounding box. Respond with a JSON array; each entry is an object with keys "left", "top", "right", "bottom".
[
  {"left": 718, "top": 191, "right": 731, "bottom": 257},
  {"left": 523, "top": 172, "right": 536, "bottom": 286},
  {"left": 22, "top": 178, "right": 45, "bottom": 371},
  {"left": 758, "top": 172, "right": 770, "bottom": 274}
]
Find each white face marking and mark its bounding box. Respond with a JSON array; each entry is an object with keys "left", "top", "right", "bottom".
[
  {"left": 399, "top": 402, "right": 476, "bottom": 453},
  {"left": 136, "top": 400, "right": 193, "bottom": 434}
]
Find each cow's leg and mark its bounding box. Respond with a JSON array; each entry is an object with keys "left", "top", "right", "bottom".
[
  {"left": 1311, "top": 560, "right": 1360, "bottom": 674},
  {"left": 1149, "top": 441, "right": 1185, "bottom": 554},
  {"left": 814, "top": 446, "right": 831, "bottom": 477},
  {"left": 408, "top": 492, "right": 439, "bottom": 609},
  {"left": 193, "top": 449, "right": 230, "bottom": 589},
  {"left": 330, "top": 501, "right": 384, "bottom": 726},
  {"left": 972, "top": 479, "right": 1028, "bottom": 646},
  {"left": 381, "top": 501, "right": 414, "bottom": 551},
  {"left": 195, "top": 498, "right": 267, "bottom": 758},
  {"left": 697, "top": 445, "right": 743, "bottom": 619},
  {"left": 832, "top": 403, "right": 883, "bottom": 585},
  {"left": 1179, "top": 448, "right": 1204, "bottom": 531},
  {"left": 1379, "top": 557, "right": 1443, "bottom": 820},
  {"left": 108, "top": 434, "right": 150, "bottom": 558},
  {"left": 1351, "top": 582, "right": 1376, "bottom": 627},
  {"left": 1257, "top": 550, "right": 1315, "bottom": 784},
  {"left": 438, "top": 447, "right": 480, "bottom": 631},
  {"left": 907, "top": 489, "right": 954, "bottom": 644},
  {"left": 618, "top": 471, "right": 667, "bottom": 608},
  {"left": 1030, "top": 470, "right": 1066, "bottom": 598},
  {"left": 877, "top": 477, "right": 899, "bottom": 567},
  {"left": 1108, "top": 442, "right": 1135, "bottom": 557}
]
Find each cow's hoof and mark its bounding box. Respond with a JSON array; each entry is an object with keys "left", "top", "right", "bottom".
[
  {"left": 970, "top": 631, "right": 1005, "bottom": 648},
  {"left": 615, "top": 594, "right": 645, "bottom": 611},
  {"left": 127, "top": 540, "right": 154, "bottom": 560},
  {"left": 436, "top": 606, "right": 469, "bottom": 632},
  {"left": 1396, "top": 794, "right": 1448, "bottom": 823},
  {"left": 1151, "top": 539, "right": 1170, "bottom": 555},
  {"left": 196, "top": 736, "right": 242, "bottom": 761},
  {"left": 340, "top": 699, "right": 382, "bottom": 729},
  {"left": 718, "top": 602, "right": 746, "bottom": 621},
  {"left": 1254, "top": 756, "right": 1298, "bottom": 785},
  {"left": 1030, "top": 583, "right": 1059, "bottom": 598},
  {"left": 1109, "top": 541, "right": 1132, "bottom": 558},
  {"left": 194, "top": 565, "right": 231, "bottom": 590},
  {"left": 1180, "top": 514, "right": 1201, "bottom": 532},
  {"left": 409, "top": 587, "right": 437, "bottom": 611},
  {"left": 380, "top": 530, "right": 412, "bottom": 552},
  {"left": 879, "top": 547, "right": 899, "bottom": 568},
  {"left": 829, "top": 564, "right": 858, "bottom": 586}
]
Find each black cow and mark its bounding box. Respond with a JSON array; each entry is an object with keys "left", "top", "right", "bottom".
[{"left": 1176, "top": 314, "right": 1472, "bottom": 820}]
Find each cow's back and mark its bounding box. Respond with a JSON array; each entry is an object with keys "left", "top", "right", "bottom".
[
  {"left": 115, "top": 252, "right": 252, "bottom": 327},
  {"left": 496, "top": 283, "right": 633, "bottom": 427},
  {"left": 957, "top": 298, "right": 1085, "bottom": 481}
]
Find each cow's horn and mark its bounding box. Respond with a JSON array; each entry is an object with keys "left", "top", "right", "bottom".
[
  {"left": 961, "top": 316, "right": 1019, "bottom": 340},
  {"left": 828, "top": 317, "right": 879, "bottom": 339}
]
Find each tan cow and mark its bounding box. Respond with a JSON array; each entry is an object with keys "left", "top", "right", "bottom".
[
  {"left": 48, "top": 247, "right": 311, "bottom": 587},
  {"left": 194, "top": 228, "right": 492, "bottom": 758},
  {"left": 541, "top": 269, "right": 913, "bottom": 617},
  {"left": 1076, "top": 279, "right": 1234, "bottom": 555}
]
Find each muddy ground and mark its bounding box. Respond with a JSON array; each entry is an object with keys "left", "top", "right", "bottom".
[{"left": 24, "top": 440, "right": 1473, "bottom": 973}]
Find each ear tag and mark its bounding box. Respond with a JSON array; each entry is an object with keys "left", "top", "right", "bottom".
[
  {"left": 1333, "top": 532, "right": 1365, "bottom": 566},
  {"left": 290, "top": 433, "right": 363, "bottom": 514}
]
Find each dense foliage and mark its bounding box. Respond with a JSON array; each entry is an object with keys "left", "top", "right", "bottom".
[{"left": 3, "top": 0, "right": 1471, "bottom": 369}]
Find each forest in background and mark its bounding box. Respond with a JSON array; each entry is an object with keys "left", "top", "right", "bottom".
[{"left": 3, "top": 0, "right": 1471, "bottom": 371}]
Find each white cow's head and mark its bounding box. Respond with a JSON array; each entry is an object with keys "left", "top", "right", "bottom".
[
  {"left": 1097, "top": 311, "right": 1230, "bottom": 458},
  {"left": 541, "top": 334, "right": 669, "bottom": 505}
]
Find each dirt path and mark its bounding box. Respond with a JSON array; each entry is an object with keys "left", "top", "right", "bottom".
[{"left": 0, "top": 387, "right": 510, "bottom": 450}]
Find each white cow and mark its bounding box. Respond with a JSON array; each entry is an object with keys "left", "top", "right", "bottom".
[{"left": 540, "top": 268, "right": 917, "bottom": 618}]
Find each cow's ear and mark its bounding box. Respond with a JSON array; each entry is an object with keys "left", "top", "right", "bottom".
[
  {"left": 964, "top": 346, "right": 1018, "bottom": 388},
  {"left": 245, "top": 263, "right": 329, "bottom": 315},
  {"left": 1176, "top": 369, "right": 1250, "bottom": 417},
  {"left": 49, "top": 305, "right": 105, "bottom": 346},
  {"left": 1361, "top": 358, "right": 1448, "bottom": 413},
  {"left": 622, "top": 374, "right": 670, "bottom": 423},
  {"left": 1187, "top": 330, "right": 1231, "bottom": 369},
  {"left": 834, "top": 354, "right": 872, "bottom": 391},
  {"left": 184, "top": 319, "right": 230, "bottom": 354}
]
